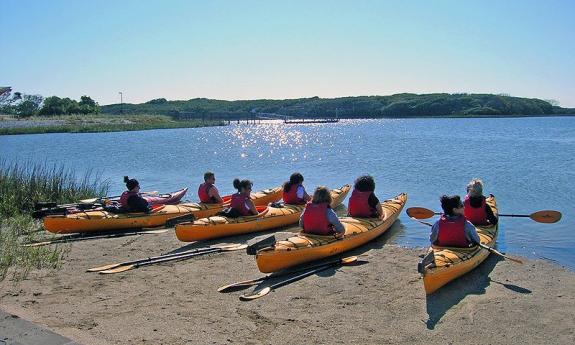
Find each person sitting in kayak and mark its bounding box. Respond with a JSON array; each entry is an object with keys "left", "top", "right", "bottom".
[
  {"left": 230, "top": 178, "right": 258, "bottom": 216},
  {"left": 300, "top": 186, "right": 345, "bottom": 239},
  {"left": 464, "top": 178, "right": 498, "bottom": 226},
  {"left": 347, "top": 175, "right": 384, "bottom": 219},
  {"left": 198, "top": 171, "right": 223, "bottom": 204},
  {"left": 430, "top": 195, "right": 481, "bottom": 247},
  {"left": 282, "top": 172, "right": 311, "bottom": 205},
  {"left": 119, "top": 176, "right": 151, "bottom": 213}
]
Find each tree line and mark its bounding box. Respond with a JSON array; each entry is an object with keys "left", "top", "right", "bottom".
[{"left": 0, "top": 87, "right": 100, "bottom": 117}]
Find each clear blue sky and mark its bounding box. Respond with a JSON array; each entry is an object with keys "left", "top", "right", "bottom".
[{"left": 1, "top": 0, "right": 574, "bottom": 106}]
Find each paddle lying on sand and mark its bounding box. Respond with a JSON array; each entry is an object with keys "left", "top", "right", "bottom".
[
  {"left": 406, "top": 207, "right": 562, "bottom": 223},
  {"left": 406, "top": 208, "right": 524, "bottom": 264},
  {"left": 239, "top": 256, "right": 360, "bottom": 301},
  {"left": 219, "top": 256, "right": 357, "bottom": 293},
  {"left": 96, "top": 244, "right": 248, "bottom": 274},
  {"left": 22, "top": 229, "right": 169, "bottom": 247}
]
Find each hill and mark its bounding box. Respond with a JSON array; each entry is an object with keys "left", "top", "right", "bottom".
[{"left": 101, "top": 93, "right": 575, "bottom": 119}]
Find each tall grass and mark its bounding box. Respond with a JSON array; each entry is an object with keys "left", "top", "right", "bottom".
[{"left": 0, "top": 160, "right": 109, "bottom": 281}]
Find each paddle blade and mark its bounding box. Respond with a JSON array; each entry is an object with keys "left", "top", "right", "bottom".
[
  {"left": 218, "top": 279, "right": 260, "bottom": 293},
  {"left": 340, "top": 256, "right": 359, "bottom": 264},
  {"left": 220, "top": 244, "right": 248, "bottom": 251},
  {"left": 22, "top": 241, "right": 51, "bottom": 247},
  {"left": 406, "top": 207, "right": 437, "bottom": 219},
  {"left": 239, "top": 287, "right": 271, "bottom": 301},
  {"left": 530, "top": 210, "right": 562, "bottom": 223},
  {"left": 87, "top": 263, "right": 121, "bottom": 272},
  {"left": 99, "top": 264, "right": 135, "bottom": 274}
]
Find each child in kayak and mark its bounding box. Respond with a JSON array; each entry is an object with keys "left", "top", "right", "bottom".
[
  {"left": 230, "top": 178, "right": 258, "bottom": 216},
  {"left": 119, "top": 176, "right": 150, "bottom": 213},
  {"left": 198, "top": 171, "right": 223, "bottom": 204},
  {"left": 430, "top": 195, "right": 480, "bottom": 247},
  {"left": 300, "top": 186, "right": 345, "bottom": 239},
  {"left": 282, "top": 172, "right": 311, "bottom": 205},
  {"left": 464, "top": 178, "right": 498, "bottom": 226},
  {"left": 347, "top": 175, "right": 384, "bottom": 219}
]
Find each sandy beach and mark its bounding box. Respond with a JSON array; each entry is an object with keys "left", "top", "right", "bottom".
[{"left": 1, "top": 221, "right": 574, "bottom": 345}]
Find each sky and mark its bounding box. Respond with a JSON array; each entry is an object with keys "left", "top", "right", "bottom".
[{"left": 1, "top": 0, "right": 574, "bottom": 107}]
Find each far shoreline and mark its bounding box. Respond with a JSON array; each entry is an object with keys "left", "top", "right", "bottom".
[{"left": 1, "top": 113, "right": 574, "bottom": 136}]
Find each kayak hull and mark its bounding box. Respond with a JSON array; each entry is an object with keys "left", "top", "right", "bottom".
[
  {"left": 255, "top": 193, "right": 407, "bottom": 273},
  {"left": 175, "top": 185, "right": 350, "bottom": 242},
  {"left": 421, "top": 195, "right": 499, "bottom": 294},
  {"left": 43, "top": 186, "right": 282, "bottom": 234}
]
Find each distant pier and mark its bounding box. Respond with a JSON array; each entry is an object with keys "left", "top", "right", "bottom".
[{"left": 284, "top": 118, "right": 340, "bottom": 124}]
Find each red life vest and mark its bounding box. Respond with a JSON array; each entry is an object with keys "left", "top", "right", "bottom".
[
  {"left": 230, "top": 192, "right": 251, "bottom": 216},
  {"left": 464, "top": 195, "right": 488, "bottom": 225},
  {"left": 302, "top": 202, "right": 333, "bottom": 235},
  {"left": 119, "top": 191, "right": 138, "bottom": 208},
  {"left": 198, "top": 183, "right": 215, "bottom": 203},
  {"left": 436, "top": 215, "right": 470, "bottom": 247},
  {"left": 283, "top": 185, "right": 305, "bottom": 205},
  {"left": 348, "top": 190, "right": 376, "bottom": 217}
]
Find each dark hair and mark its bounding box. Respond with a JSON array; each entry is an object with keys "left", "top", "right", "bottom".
[
  {"left": 440, "top": 195, "right": 463, "bottom": 216},
  {"left": 233, "top": 178, "right": 253, "bottom": 192},
  {"left": 204, "top": 171, "right": 215, "bottom": 181},
  {"left": 283, "top": 172, "right": 304, "bottom": 193},
  {"left": 312, "top": 186, "right": 332, "bottom": 205},
  {"left": 354, "top": 175, "right": 375, "bottom": 192},
  {"left": 124, "top": 176, "right": 139, "bottom": 191}
]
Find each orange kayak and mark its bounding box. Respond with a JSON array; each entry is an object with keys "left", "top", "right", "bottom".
[
  {"left": 175, "top": 185, "right": 350, "bottom": 242},
  {"left": 255, "top": 193, "right": 407, "bottom": 273},
  {"left": 419, "top": 195, "right": 499, "bottom": 294},
  {"left": 43, "top": 186, "right": 282, "bottom": 234}
]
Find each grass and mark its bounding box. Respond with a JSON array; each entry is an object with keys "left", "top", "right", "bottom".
[
  {"left": 0, "top": 160, "right": 109, "bottom": 282},
  {"left": 0, "top": 114, "right": 226, "bottom": 135}
]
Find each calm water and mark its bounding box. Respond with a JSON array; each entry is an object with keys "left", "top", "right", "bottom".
[{"left": 1, "top": 118, "right": 574, "bottom": 269}]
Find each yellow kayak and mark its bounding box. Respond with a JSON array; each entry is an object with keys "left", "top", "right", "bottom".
[
  {"left": 255, "top": 193, "right": 407, "bottom": 273},
  {"left": 43, "top": 187, "right": 282, "bottom": 234},
  {"left": 420, "top": 195, "right": 499, "bottom": 294},
  {"left": 175, "top": 185, "right": 351, "bottom": 242}
]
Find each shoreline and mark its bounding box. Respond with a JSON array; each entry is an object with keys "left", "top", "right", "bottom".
[
  {"left": 0, "top": 114, "right": 226, "bottom": 135},
  {"left": 1, "top": 224, "right": 573, "bottom": 345},
  {"left": 2, "top": 114, "right": 575, "bottom": 136}
]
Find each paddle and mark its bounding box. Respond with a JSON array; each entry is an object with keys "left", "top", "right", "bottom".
[
  {"left": 22, "top": 229, "right": 169, "bottom": 247},
  {"left": 407, "top": 212, "right": 524, "bottom": 264},
  {"left": 219, "top": 256, "right": 350, "bottom": 292},
  {"left": 406, "top": 207, "right": 561, "bottom": 223},
  {"left": 98, "top": 244, "right": 248, "bottom": 274},
  {"left": 88, "top": 243, "right": 241, "bottom": 272},
  {"left": 239, "top": 256, "right": 359, "bottom": 301}
]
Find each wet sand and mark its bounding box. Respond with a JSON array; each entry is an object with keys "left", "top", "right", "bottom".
[{"left": 1, "top": 222, "right": 574, "bottom": 344}]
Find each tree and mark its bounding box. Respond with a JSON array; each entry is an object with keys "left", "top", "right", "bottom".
[
  {"left": 15, "top": 94, "right": 43, "bottom": 117},
  {"left": 79, "top": 95, "right": 99, "bottom": 114}
]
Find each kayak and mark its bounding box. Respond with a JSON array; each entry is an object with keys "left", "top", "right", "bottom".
[
  {"left": 141, "top": 188, "right": 188, "bottom": 205},
  {"left": 255, "top": 193, "right": 407, "bottom": 273},
  {"left": 79, "top": 188, "right": 188, "bottom": 205},
  {"left": 175, "top": 185, "right": 351, "bottom": 242},
  {"left": 43, "top": 186, "right": 282, "bottom": 234},
  {"left": 419, "top": 195, "right": 499, "bottom": 294}
]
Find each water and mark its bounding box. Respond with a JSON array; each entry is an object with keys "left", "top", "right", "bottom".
[{"left": 1, "top": 117, "right": 574, "bottom": 269}]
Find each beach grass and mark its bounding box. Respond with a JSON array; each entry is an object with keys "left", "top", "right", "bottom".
[
  {"left": 0, "top": 114, "right": 226, "bottom": 135},
  {"left": 0, "top": 160, "right": 109, "bottom": 281}
]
